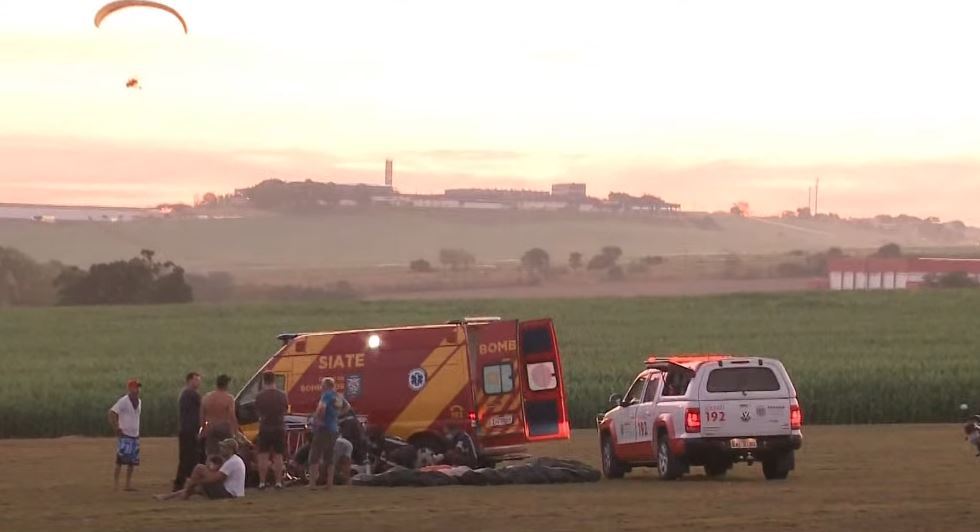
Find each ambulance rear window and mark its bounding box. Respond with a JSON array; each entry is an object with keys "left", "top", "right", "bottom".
[
  {"left": 483, "top": 363, "right": 514, "bottom": 395},
  {"left": 706, "top": 367, "right": 780, "bottom": 393}
]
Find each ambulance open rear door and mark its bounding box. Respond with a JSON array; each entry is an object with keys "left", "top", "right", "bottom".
[{"left": 519, "top": 319, "right": 570, "bottom": 441}]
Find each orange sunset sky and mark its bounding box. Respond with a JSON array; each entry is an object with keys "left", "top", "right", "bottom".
[{"left": 2, "top": 1, "right": 979, "bottom": 223}]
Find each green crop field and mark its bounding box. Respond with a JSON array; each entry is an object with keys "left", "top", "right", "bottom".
[{"left": 2, "top": 290, "right": 979, "bottom": 438}]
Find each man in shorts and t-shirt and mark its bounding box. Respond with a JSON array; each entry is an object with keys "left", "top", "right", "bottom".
[
  {"left": 155, "top": 438, "right": 246, "bottom": 501},
  {"left": 108, "top": 379, "right": 142, "bottom": 491},
  {"left": 254, "top": 371, "right": 288, "bottom": 489},
  {"left": 308, "top": 377, "right": 349, "bottom": 490}
]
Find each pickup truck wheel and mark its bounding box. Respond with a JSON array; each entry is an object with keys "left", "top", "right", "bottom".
[
  {"left": 762, "top": 450, "right": 794, "bottom": 480},
  {"left": 657, "top": 438, "right": 685, "bottom": 480},
  {"left": 704, "top": 460, "right": 729, "bottom": 478},
  {"left": 601, "top": 436, "right": 627, "bottom": 479}
]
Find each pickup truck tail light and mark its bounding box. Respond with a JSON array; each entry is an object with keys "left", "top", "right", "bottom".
[
  {"left": 685, "top": 408, "right": 701, "bottom": 433},
  {"left": 790, "top": 404, "right": 802, "bottom": 430}
]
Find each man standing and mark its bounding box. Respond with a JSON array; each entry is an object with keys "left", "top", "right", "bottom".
[
  {"left": 200, "top": 374, "right": 238, "bottom": 457},
  {"left": 254, "top": 371, "right": 288, "bottom": 490},
  {"left": 173, "top": 372, "right": 202, "bottom": 491},
  {"left": 308, "top": 377, "right": 348, "bottom": 490},
  {"left": 155, "top": 438, "right": 246, "bottom": 501},
  {"left": 108, "top": 379, "right": 142, "bottom": 491}
]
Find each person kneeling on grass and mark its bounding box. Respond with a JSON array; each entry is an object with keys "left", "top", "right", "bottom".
[
  {"left": 288, "top": 436, "right": 354, "bottom": 486},
  {"left": 155, "top": 438, "right": 246, "bottom": 501}
]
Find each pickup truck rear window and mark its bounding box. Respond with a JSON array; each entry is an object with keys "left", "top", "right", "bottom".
[{"left": 705, "top": 367, "right": 780, "bottom": 393}]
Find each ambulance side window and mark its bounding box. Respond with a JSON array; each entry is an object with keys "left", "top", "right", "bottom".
[{"left": 483, "top": 363, "right": 514, "bottom": 394}]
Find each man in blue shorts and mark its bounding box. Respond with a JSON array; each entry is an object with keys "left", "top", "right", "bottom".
[
  {"left": 308, "top": 377, "right": 349, "bottom": 490},
  {"left": 108, "top": 379, "right": 142, "bottom": 491}
]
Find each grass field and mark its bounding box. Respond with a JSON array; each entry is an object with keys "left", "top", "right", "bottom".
[
  {"left": 2, "top": 426, "right": 979, "bottom": 532},
  {"left": 3, "top": 209, "right": 972, "bottom": 272},
  {"left": 2, "top": 290, "right": 979, "bottom": 438}
]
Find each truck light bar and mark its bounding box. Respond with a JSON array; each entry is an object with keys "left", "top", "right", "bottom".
[
  {"left": 445, "top": 316, "right": 502, "bottom": 324},
  {"left": 645, "top": 354, "right": 732, "bottom": 367}
]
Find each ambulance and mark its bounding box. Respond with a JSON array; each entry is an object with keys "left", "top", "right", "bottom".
[{"left": 235, "top": 317, "right": 570, "bottom": 464}]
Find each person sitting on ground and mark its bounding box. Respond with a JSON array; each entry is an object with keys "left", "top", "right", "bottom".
[
  {"left": 330, "top": 436, "right": 354, "bottom": 486},
  {"left": 206, "top": 455, "right": 224, "bottom": 471},
  {"left": 155, "top": 438, "right": 246, "bottom": 501},
  {"left": 289, "top": 435, "right": 354, "bottom": 486},
  {"left": 338, "top": 406, "right": 369, "bottom": 464},
  {"left": 443, "top": 422, "right": 478, "bottom": 468}
]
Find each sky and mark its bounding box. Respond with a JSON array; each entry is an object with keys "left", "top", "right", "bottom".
[{"left": 1, "top": 0, "right": 979, "bottom": 223}]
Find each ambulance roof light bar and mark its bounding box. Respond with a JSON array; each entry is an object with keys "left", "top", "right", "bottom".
[{"left": 277, "top": 333, "right": 300, "bottom": 345}]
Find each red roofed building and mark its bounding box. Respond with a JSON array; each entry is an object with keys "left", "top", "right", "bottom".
[{"left": 827, "top": 257, "right": 980, "bottom": 290}]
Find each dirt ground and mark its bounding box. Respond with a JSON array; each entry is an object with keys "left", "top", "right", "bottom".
[{"left": 2, "top": 425, "right": 978, "bottom": 532}]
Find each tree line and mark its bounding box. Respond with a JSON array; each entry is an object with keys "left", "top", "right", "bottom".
[{"left": 0, "top": 247, "right": 193, "bottom": 306}]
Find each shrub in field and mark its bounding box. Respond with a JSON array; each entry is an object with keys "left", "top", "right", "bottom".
[
  {"left": 55, "top": 249, "right": 192, "bottom": 305},
  {"left": 521, "top": 248, "right": 551, "bottom": 277},
  {"left": 924, "top": 271, "right": 979, "bottom": 288},
  {"left": 410, "top": 259, "right": 434, "bottom": 273},
  {"left": 439, "top": 248, "right": 476, "bottom": 272},
  {"left": 606, "top": 265, "right": 626, "bottom": 281},
  {"left": 568, "top": 252, "right": 583, "bottom": 271},
  {"left": 0, "top": 246, "right": 63, "bottom": 306},
  {"left": 873, "top": 243, "right": 903, "bottom": 258},
  {"left": 587, "top": 246, "right": 623, "bottom": 271}
]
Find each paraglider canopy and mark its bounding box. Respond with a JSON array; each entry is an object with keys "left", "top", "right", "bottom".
[{"left": 94, "top": 1, "right": 188, "bottom": 34}]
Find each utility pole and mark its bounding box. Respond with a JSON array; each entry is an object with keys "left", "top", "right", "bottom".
[
  {"left": 814, "top": 178, "right": 820, "bottom": 216},
  {"left": 808, "top": 187, "right": 812, "bottom": 213}
]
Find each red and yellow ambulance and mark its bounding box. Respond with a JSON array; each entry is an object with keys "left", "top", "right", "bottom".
[{"left": 235, "top": 317, "right": 570, "bottom": 462}]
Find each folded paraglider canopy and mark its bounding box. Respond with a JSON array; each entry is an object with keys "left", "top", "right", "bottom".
[{"left": 94, "top": 0, "right": 188, "bottom": 33}]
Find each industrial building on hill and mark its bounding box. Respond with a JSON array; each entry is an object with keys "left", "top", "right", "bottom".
[{"left": 229, "top": 165, "right": 681, "bottom": 214}]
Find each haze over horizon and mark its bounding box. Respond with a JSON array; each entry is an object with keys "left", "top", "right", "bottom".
[{"left": 2, "top": 1, "right": 979, "bottom": 223}]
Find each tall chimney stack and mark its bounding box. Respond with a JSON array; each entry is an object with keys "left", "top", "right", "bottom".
[{"left": 385, "top": 159, "right": 393, "bottom": 187}]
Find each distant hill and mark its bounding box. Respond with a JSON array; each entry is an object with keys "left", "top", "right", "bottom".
[{"left": 0, "top": 209, "right": 977, "bottom": 273}]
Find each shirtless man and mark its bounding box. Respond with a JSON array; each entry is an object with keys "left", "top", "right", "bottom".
[{"left": 200, "top": 374, "right": 238, "bottom": 457}]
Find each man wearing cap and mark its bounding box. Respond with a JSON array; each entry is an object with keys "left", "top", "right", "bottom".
[
  {"left": 108, "top": 379, "right": 142, "bottom": 491},
  {"left": 155, "top": 438, "right": 247, "bottom": 501}
]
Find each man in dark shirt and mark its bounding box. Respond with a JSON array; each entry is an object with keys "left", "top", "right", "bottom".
[
  {"left": 173, "top": 372, "right": 202, "bottom": 491},
  {"left": 254, "top": 371, "right": 288, "bottom": 489}
]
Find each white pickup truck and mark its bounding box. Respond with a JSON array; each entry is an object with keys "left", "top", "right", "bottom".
[{"left": 596, "top": 354, "right": 803, "bottom": 480}]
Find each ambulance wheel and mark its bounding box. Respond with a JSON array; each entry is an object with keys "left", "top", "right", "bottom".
[
  {"left": 601, "top": 435, "right": 626, "bottom": 479},
  {"left": 657, "top": 438, "right": 685, "bottom": 481}
]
